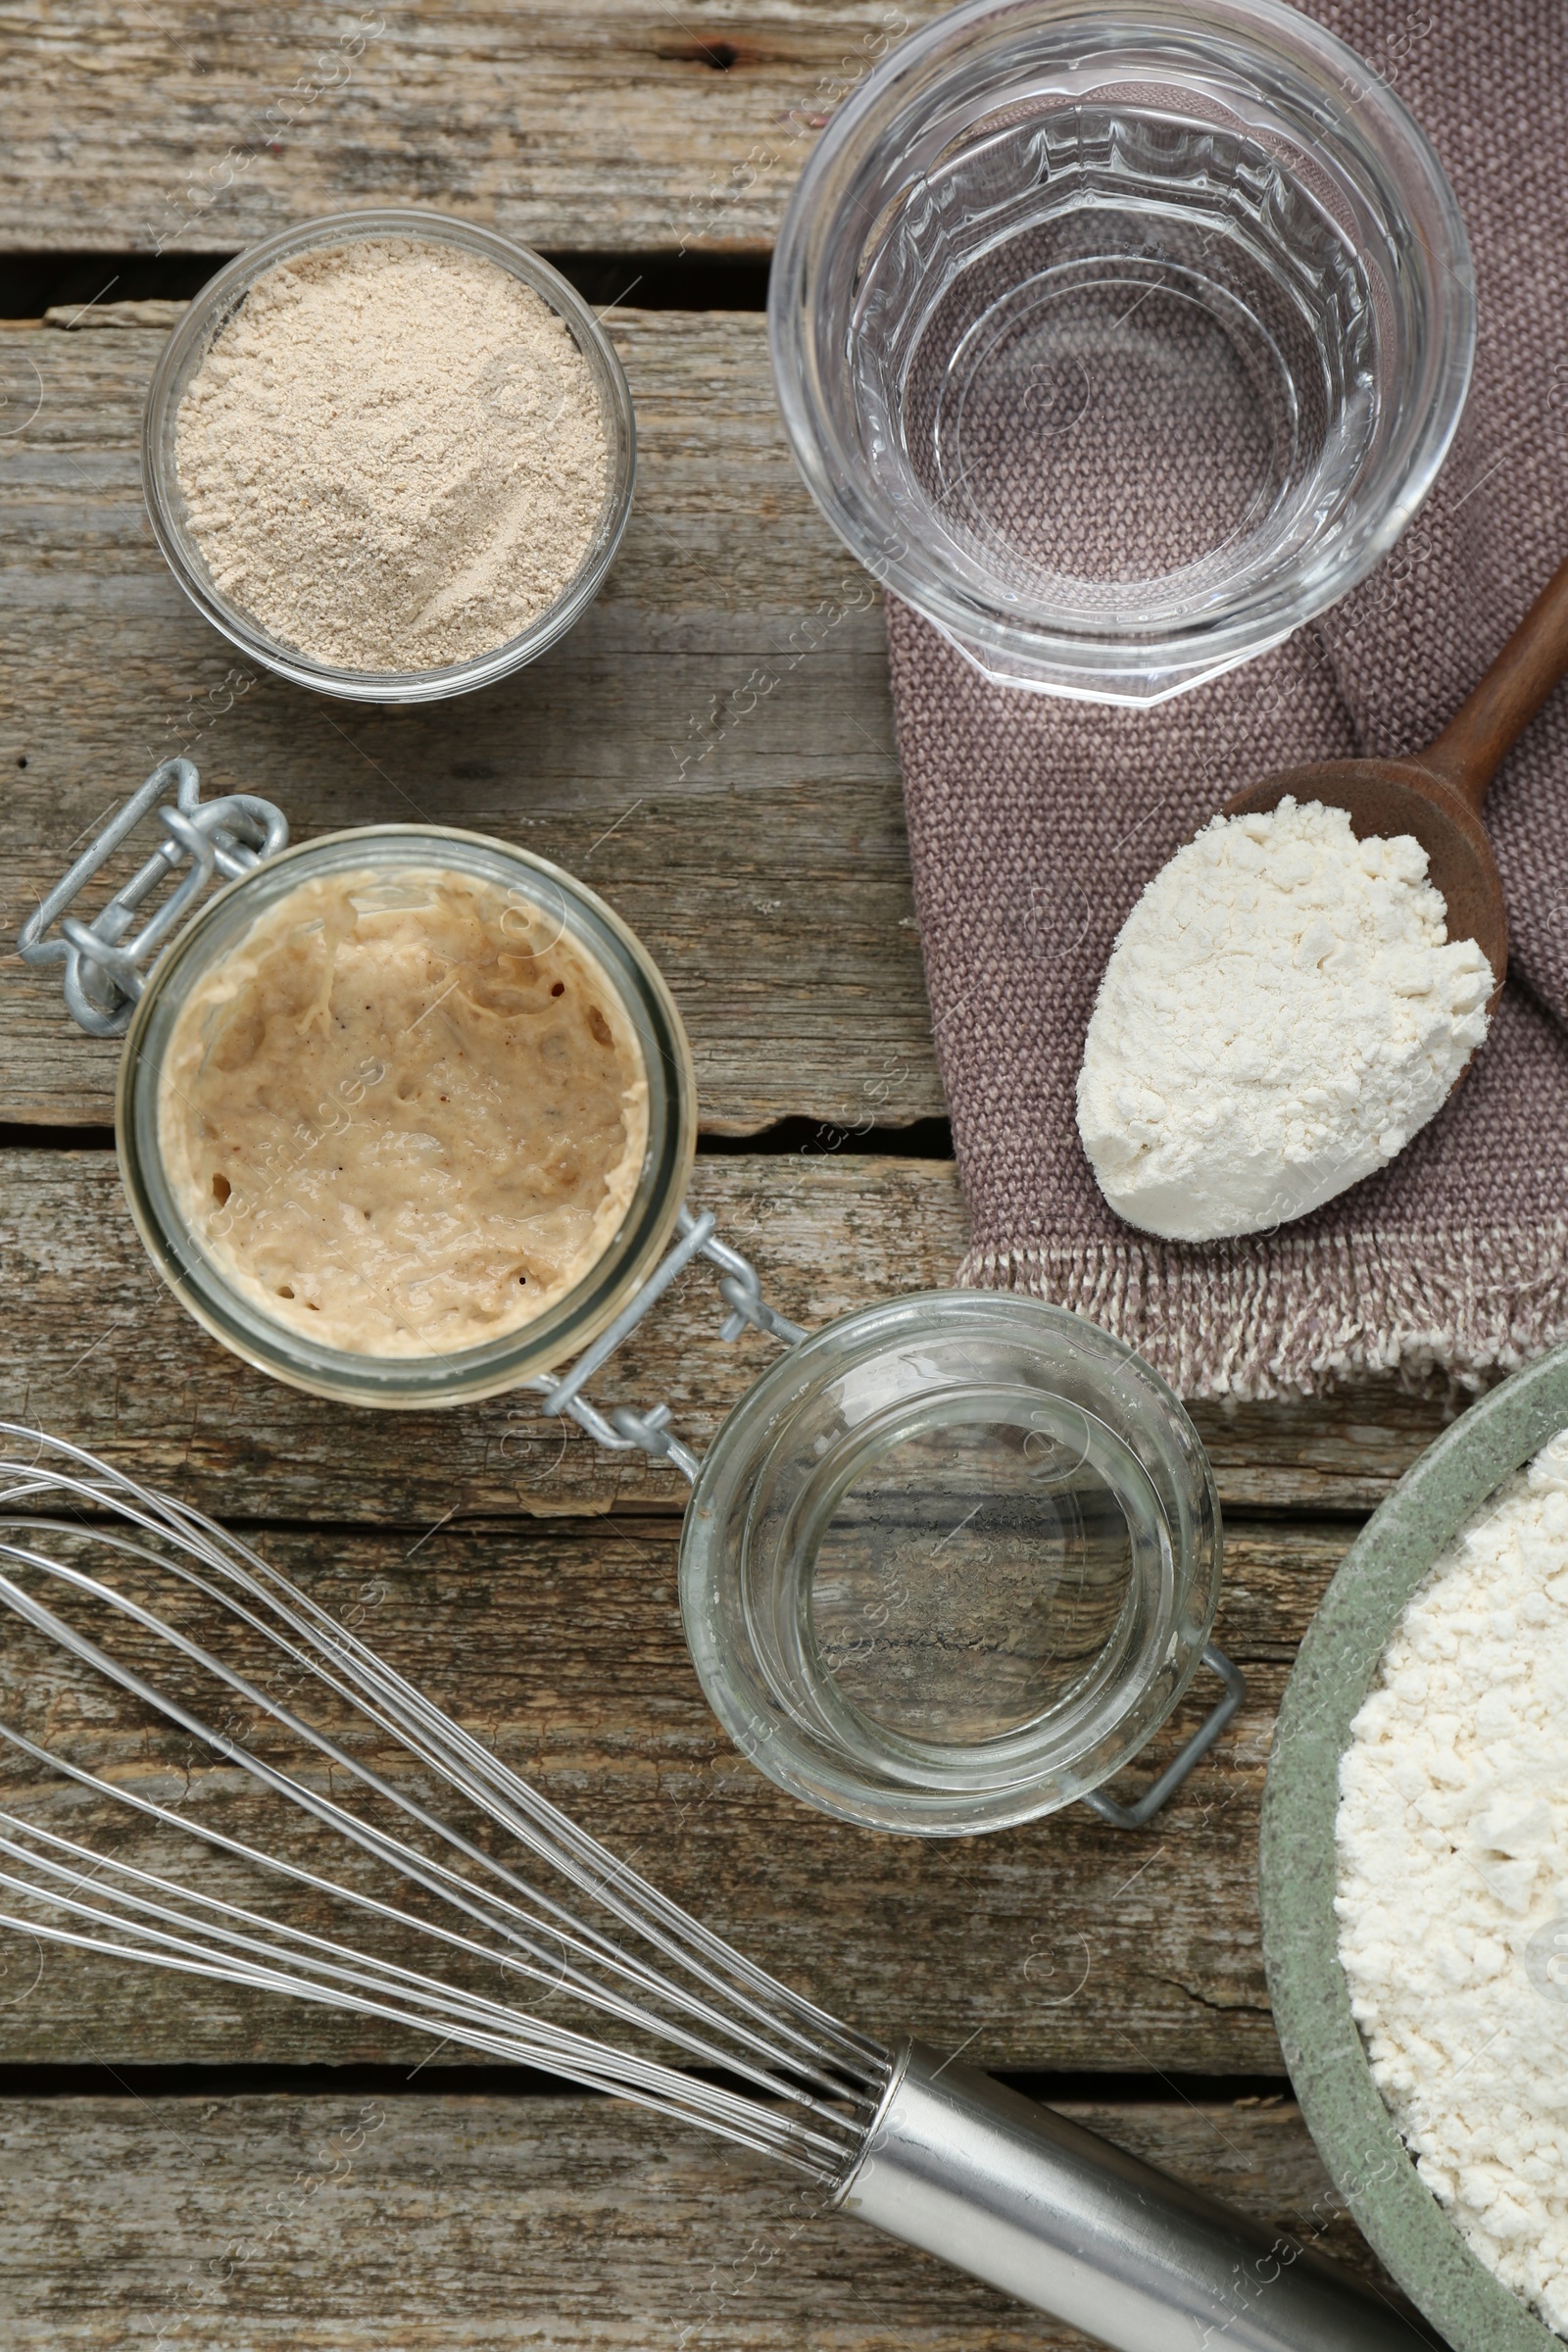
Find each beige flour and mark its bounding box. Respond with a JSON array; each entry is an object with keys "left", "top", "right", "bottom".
[
  {"left": 157, "top": 865, "right": 648, "bottom": 1358},
  {"left": 175, "top": 238, "right": 609, "bottom": 670}
]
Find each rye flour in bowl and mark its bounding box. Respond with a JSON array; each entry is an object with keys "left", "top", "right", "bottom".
[{"left": 142, "top": 212, "right": 635, "bottom": 701}]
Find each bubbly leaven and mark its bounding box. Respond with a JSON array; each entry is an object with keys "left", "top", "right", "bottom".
[{"left": 158, "top": 865, "right": 648, "bottom": 1356}]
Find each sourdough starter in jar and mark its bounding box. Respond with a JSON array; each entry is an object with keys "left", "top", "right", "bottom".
[{"left": 157, "top": 866, "right": 649, "bottom": 1356}]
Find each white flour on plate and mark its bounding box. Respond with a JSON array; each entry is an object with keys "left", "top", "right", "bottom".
[
  {"left": 1338, "top": 1428, "right": 1568, "bottom": 2337},
  {"left": 1075, "top": 798, "right": 1493, "bottom": 1241}
]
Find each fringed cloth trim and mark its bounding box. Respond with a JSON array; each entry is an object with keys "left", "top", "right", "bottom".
[{"left": 960, "top": 1222, "right": 1568, "bottom": 1402}]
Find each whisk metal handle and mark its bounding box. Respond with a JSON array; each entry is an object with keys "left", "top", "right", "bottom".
[{"left": 838, "top": 2042, "right": 1435, "bottom": 2351}]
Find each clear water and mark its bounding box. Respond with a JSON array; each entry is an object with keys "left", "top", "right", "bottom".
[{"left": 852, "top": 102, "right": 1379, "bottom": 622}]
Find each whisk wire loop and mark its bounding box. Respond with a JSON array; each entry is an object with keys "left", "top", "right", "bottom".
[
  {"left": 0, "top": 1814, "right": 849, "bottom": 2168},
  {"left": 0, "top": 1436, "right": 878, "bottom": 2080},
  {"left": 0, "top": 1534, "right": 858, "bottom": 2106},
  {"left": 0, "top": 1428, "right": 886, "bottom": 2180},
  {"left": 0, "top": 1730, "right": 856, "bottom": 2166}
]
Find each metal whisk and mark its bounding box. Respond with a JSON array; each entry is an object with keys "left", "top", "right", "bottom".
[{"left": 0, "top": 1430, "right": 1427, "bottom": 2352}]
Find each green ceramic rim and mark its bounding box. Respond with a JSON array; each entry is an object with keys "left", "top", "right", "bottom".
[{"left": 1261, "top": 1345, "right": 1568, "bottom": 2352}]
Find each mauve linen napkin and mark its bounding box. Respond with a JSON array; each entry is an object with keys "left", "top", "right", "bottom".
[{"left": 890, "top": 0, "right": 1568, "bottom": 1398}]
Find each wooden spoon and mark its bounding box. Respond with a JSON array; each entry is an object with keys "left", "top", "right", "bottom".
[{"left": 1221, "top": 551, "right": 1568, "bottom": 1006}]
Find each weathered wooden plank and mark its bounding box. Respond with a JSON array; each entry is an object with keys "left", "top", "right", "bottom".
[
  {"left": 0, "top": 1148, "right": 957, "bottom": 1518},
  {"left": 0, "top": 1505, "right": 1341, "bottom": 2073},
  {"left": 0, "top": 5, "right": 947, "bottom": 258},
  {"left": 0, "top": 2092, "right": 1401, "bottom": 2349},
  {"left": 1186, "top": 1380, "right": 1479, "bottom": 1516},
  {"left": 0, "top": 1145, "right": 1465, "bottom": 1517},
  {"left": 0, "top": 312, "right": 934, "bottom": 1132},
  {"left": 40, "top": 300, "right": 189, "bottom": 330}
]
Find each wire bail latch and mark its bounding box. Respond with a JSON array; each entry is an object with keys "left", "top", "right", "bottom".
[
  {"left": 528, "top": 1207, "right": 807, "bottom": 1482},
  {"left": 19, "top": 756, "right": 289, "bottom": 1037}
]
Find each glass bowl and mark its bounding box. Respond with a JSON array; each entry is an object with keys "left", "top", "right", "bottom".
[
  {"left": 142, "top": 209, "right": 637, "bottom": 704},
  {"left": 769, "top": 0, "right": 1475, "bottom": 706},
  {"left": 679, "top": 1293, "right": 1222, "bottom": 1834},
  {"left": 117, "top": 826, "right": 695, "bottom": 1408}
]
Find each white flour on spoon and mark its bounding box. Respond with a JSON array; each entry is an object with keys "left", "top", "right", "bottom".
[{"left": 1075, "top": 798, "right": 1493, "bottom": 1242}]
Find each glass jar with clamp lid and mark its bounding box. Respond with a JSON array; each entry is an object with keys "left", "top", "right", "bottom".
[{"left": 21, "top": 760, "right": 1241, "bottom": 1837}]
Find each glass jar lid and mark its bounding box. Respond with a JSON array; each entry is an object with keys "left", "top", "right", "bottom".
[{"left": 680, "top": 1293, "right": 1221, "bottom": 1834}]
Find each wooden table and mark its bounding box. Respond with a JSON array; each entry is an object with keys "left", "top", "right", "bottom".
[{"left": 0, "top": 11, "right": 1473, "bottom": 2343}]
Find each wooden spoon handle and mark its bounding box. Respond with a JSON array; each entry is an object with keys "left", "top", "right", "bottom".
[{"left": 1420, "top": 551, "right": 1568, "bottom": 808}]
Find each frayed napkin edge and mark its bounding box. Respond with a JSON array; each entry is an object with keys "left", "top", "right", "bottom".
[{"left": 959, "top": 1221, "right": 1568, "bottom": 1402}]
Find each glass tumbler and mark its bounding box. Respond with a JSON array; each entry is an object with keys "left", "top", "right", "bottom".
[{"left": 770, "top": 0, "right": 1475, "bottom": 705}]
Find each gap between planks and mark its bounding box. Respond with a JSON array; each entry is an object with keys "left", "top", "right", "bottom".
[
  {"left": 0, "top": 1145, "right": 1483, "bottom": 1519},
  {"left": 0, "top": 2089, "right": 1404, "bottom": 2350},
  {"left": 0, "top": 1511, "right": 1361, "bottom": 2077}
]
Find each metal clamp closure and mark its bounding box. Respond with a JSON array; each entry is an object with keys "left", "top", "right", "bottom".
[
  {"left": 524, "top": 1223, "right": 1237, "bottom": 1830},
  {"left": 528, "top": 1206, "right": 807, "bottom": 1483},
  {"left": 18, "top": 757, "right": 289, "bottom": 1037},
  {"left": 1079, "top": 1645, "right": 1248, "bottom": 1831}
]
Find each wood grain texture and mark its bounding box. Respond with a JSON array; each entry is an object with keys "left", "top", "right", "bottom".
[
  {"left": 41, "top": 300, "right": 192, "bottom": 329},
  {"left": 0, "top": 1504, "right": 1339, "bottom": 2074},
  {"left": 0, "top": 2091, "right": 1402, "bottom": 2350},
  {"left": 0, "top": 1146, "right": 1471, "bottom": 1517},
  {"left": 0, "top": 4, "right": 950, "bottom": 256},
  {"left": 0, "top": 312, "right": 936, "bottom": 1132},
  {"left": 0, "top": 10, "right": 1484, "bottom": 2331},
  {"left": 0, "top": 1148, "right": 958, "bottom": 1518}
]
